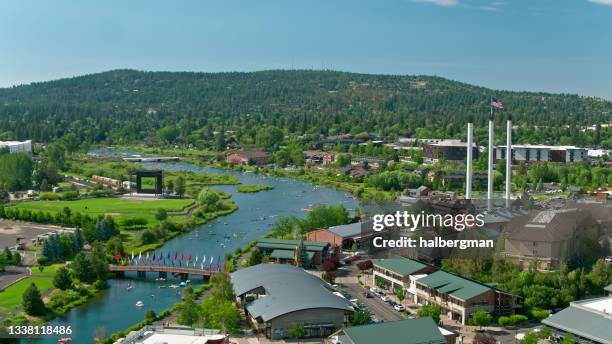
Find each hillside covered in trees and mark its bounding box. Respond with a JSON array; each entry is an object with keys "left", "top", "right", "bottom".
[{"left": 0, "top": 69, "right": 610, "bottom": 147}]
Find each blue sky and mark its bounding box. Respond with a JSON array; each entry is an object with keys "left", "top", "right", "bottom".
[{"left": 0, "top": 0, "right": 611, "bottom": 98}]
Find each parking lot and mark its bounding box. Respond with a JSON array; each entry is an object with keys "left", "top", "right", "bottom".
[{"left": 0, "top": 219, "right": 63, "bottom": 250}]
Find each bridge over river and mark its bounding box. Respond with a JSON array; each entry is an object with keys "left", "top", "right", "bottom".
[{"left": 109, "top": 264, "right": 219, "bottom": 279}]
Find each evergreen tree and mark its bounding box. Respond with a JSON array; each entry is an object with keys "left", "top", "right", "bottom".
[
  {"left": 22, "top": 283, "right": 46, "bottom": 316},
  {"left": 296, "top": 240, "right": 310, "bottom": 268},
  {"left": 53, "top": 266, "right": 73, "bottom": 290}
]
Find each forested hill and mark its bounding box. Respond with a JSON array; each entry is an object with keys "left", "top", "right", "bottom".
[{"left": 0, "top": 69, "right": 610, "bottom": 145}]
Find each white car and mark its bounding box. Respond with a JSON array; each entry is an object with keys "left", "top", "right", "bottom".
[
  {"left": 380, "top": 295, "right": 389, "bottom": 302},
  {"left": 369, "top": 287, "right": 379, "bottom": 293},
  {"left": 394, "top": 304, "right": 405, "bottom": 312}
]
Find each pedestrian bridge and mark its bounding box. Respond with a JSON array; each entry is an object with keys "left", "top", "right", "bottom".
[{"left": 109, "top": 265, "right": 219, "bottom": 279}]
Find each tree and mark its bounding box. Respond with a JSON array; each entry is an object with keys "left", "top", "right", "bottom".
[
  {"left": 145, "top": 309, "right": 156, "bottom": 321},
  {"left": 177, "top": 295, "right": 200, "bottom": 326},
  {"left": 22, "top": 283, "right": 46, "bottom": 316},
  {"left": 520, "top": 332, "right": 539, "bottom": 344},
  {"left": 246, "top": 247, "right": 263, "bottom": 266},
  {"left": 349, "top": 310, "right": 372, "bottom": 326},
  {"left": 210, "top": 272, "right": 236, "bottom": 301},
  {"left": 73, "top": 253, "right": 94, "bottom": 283},
  {"left": 296, "top": 240, "right": 310, "bottom": 268},
  {"left": 53, "top": 266, "right": 73, "bottom": 290},
  {"left": 288, "top": 324, "right": 306, "bottom": 339},
  {"left": 174, "top": 176, "right": 186, "bottom": 197},
  {"left": 155, "top": 208, "right": 168, "bottom": 221},
  {"left": 468, "top": 310, "right": 492, "bottom": 330},
  {"left": 197, "top": 188, "right": 220, "bottom": 210},
  {"left": 417, "top": 304, "right": 441, "bottom": 324}
]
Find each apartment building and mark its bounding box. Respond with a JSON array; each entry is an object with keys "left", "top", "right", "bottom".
[{"left": 495, "top": 144, "right": 587, "bottom": 164}]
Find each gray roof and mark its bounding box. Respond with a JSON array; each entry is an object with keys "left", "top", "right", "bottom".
[
  {"left": 328, "top": 221, "right": 372, "bottom": 238},
  {"left": 543, "top": 297, "right": 612, "bottom": 344},
  {"left": 231, "top": 264, "right": 353, "bottom": 322},
  {"left": 340, "top": 317, "right": 446, "bottom": 344}
]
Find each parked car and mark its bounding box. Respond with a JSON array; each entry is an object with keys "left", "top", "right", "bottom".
[
  {"left": 394, "top": 304, "right": 405, "bottom": 312},
  {"left": 364, "top": 291, "right": 374, "bottom": 298},
  {"left": 380, "top": 295, "right": 389, "bottom": 302}
]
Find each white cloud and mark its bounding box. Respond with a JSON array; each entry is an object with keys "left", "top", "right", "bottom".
[
  {"left": 413, "top": 0, "right": 459, "bottom": 7},
  {"left": 589, "top": 0, "right": 612, "bottom": 5}
]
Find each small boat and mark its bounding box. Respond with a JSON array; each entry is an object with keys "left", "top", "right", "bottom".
[
  {"left": 168, "top": 284, "right": 179, "bottom": 289},
  {"left": 126, "top": 284, "right": 133, "bottom": 291},
  {"left": 58, "top": 338, "right": 72, "bottom": 343},
  {"left": 135, "top": 301, "right": 144, "bottom": 307}
]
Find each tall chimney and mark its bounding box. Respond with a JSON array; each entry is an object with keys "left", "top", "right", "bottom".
[
  {"left": 466, "top": 121, "right": 474, "bottom": 200},
  {"left": 505, "top": 114, "right": 512, "bottom": 207},
  {"left": 487, "top": 112, "right": 494, "bottom": 210}
]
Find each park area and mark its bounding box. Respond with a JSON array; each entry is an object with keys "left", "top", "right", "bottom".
[
  {"left": 0, "top": 264, "right": 62, "bottom": 316},
  {"left": 9, "top": 197, "right": 196, "bottom": 227}
]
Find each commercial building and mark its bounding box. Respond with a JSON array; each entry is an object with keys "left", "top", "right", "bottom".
[
  {"left": 372, "top": 257, "right": 437, "bottom": 303},
  {"left": 121, "top": 326, "right": 225, "bottom": 344},
  {"left": 415, "top": 270, "right": 515, "bottom": 325},
  {"left": 494, "top": 144, "right": 588, "bottom": 164},
  {"left": 306, "top": 221, "right": 373, "bottom": 251},
  {"left": 256, "top": 238, "right": 331, "bottom": 265},
  {"left": 231, "top": 264, "right": 354, "bottom": 340},
  {"left": 0, "top": 140, "right": 32, "bottom": 154},
  {"left": 543, "top": 296, "right": 612, "bottom": 344},
  {"left": 504, "top": 207, "right": 601, "bottom": 271},
  {"left": 329, "top": 317, "right": 456, "bottom": 344},
  {"left": 304, "top": 150, "right": 336, "bottom": 165},
  {"left": 423, "top": 140, "right": 479, "bottom": 163},
  {"left": 226, "top": 150, "right": 268, "bottom": 165}
]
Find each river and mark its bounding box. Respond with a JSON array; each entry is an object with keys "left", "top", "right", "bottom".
[{"left": 24, "top": 159, "right": 358, "bottom": 343}]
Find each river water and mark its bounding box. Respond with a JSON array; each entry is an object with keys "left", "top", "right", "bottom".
[{"left": 25, "top": 160, "right": 358, "bottom": 343}]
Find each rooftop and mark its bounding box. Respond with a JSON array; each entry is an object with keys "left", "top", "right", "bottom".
[
  {"left": 339, "top": 317, "right": 446, "bottom": 344},
  {"left": 373, "top": 257, "right": 431, "bottom": 277},
  {"left": 256, "top": 238, "right": 329, "bottom": 252},
  {"left": 416, "top": 270, "right": 492, "bottom": 301},
  {"left": 327, "top": 221, "right": 372, "bottom": 238},
  {"left": 542, "top": 297, "right": 612, "bottom": 344},
  {"left": 231, "top": 264, "right": 353, "bottom": 322},
  {"left": 496, "top": 144, "right": 585, "bottom": 150}
]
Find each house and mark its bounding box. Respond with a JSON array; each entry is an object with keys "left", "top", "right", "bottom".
[
  {"left": 423, "top": 140, "right": 479, "bottom": 163},
  {"left": 306, "top": 221, "right": 374, "bottom": 251},
  {"left": 304, "top": 150, "right": 336, "bottom": 165},
  {"left": 0, "top": 140, "right": 32, "bottom": 154},
  {"left": 415, "top": 270, "right": 515, "bottom": 325},
  {"left": 226, "top": 150, "right": 268, "bottom": 165},
  {"left": 407, "top": 186, "right": 432, "bottom": 198},
  {"left": 504, "top": 207, "right": 601, "bottom": 271},
  {"left": 495, "top": 144, "right": 588, "bottom": 164},
  {"left": 231, "top": 264, "right": 354, "bottom": 340},
  {"left": 256, "top": 238, "right": 331, "bottom": 265},
  {"left": 372, "top": 257, "right": 438, "bottom": 303},
  {"left": 542, "top": 296, "right": 612, "bottom": 344},
  {"left": 328, "top": 317, "right": 456, "bottom": 344}
]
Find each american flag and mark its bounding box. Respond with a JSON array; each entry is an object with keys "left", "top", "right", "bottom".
[{"left": 491, "top": 97, "right": 504, "bottom": 109}]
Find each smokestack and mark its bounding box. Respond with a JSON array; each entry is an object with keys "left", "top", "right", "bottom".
[
  {"left": 487, "top": 112, "right": 494, "bottom": 210},
  {"left": 505, "top": 114, "right": 512, "bottom": 207},
  {"left": 466, "top": 121, "right": 474, "bottom": 200}
]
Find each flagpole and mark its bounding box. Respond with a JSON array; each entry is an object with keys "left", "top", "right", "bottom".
[{"left": 487, "top": 97, "right": 494, "bottom": 211}]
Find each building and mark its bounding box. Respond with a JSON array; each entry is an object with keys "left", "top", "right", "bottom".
[
  {"left": 372, "top": 257, "right": 438, "bottom": 303},
  {"left": 120, "top": 326, "right": 225, "bottom": 344},
  {"left": 415, "top": 270, "right": 515, "bottom": 325},
  {"left": 231, "top": 264, "right": 354, "bottom": 340},
  {"left": 304, "top": 150, "right": 336, "bottom": 165},
  {"left": 226, "top": 150, "right": 268, "bottom": 165},
  {"left": 407, "top": 186, "right": 432, "bottom": 198},
  {"left": 495, "top": 144, "right": 588, "bottom": 164},
  {"left": 442, "top": 171, "right": 487, "bottom": 189},
  {"left": 0, "top": 140, "right": 32, "bottom": 154},
  {"left": 256, "top": 238, "right": 330, "bottom": 265},
  {"left": 328, "top": 317, "right": 456, "bottom": 344},
  {"left": 423, "top": 140, "right": 479, "bottom": 163},
  {"left": 504, "top": 207, "right": 601, "bottom": 271},
  {"left": 542, "top": 296, "right": 612, "bottom": 344},
  {"left": 306, "top": 221, "right": 373, "bottom": 251}
]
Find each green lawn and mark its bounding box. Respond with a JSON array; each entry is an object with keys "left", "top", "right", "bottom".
[
  {"left": 237, "top": 184, "right": 274, "bottom": 193},
  {"left": 12, "top": 198, "right": 195, "bottom": 226},
  {"left": 0, "top": 277, "right": 54, "bottom": 315}
]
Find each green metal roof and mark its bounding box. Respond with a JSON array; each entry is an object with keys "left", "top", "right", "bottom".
[
  {"left": 342, "top": 317, "right": 446, "bottom": 344},
  {"left": 373, "top": 257, "right": 429, "bottom": 277},
  {"left": 270, "top": 249, "right": 295, "bottom": 259},
  {"left": 417, "top": 270, "right": 492, "bottom": 301},
  {"left": 257, "top": 238, "right": 329, "bottom": 252}
]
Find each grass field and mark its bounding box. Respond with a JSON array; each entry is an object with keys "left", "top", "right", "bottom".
[
  {"left": 0, "top": 277, "right": 53, "bottom": 315},
  {"left": 12, "top": 198, "right": 195, "bottom": 225},
  {"left": 236, "top": 184, "right": 274, "bottom": 193}
]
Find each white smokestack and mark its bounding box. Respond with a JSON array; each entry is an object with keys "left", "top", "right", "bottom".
[
  {"left": 466, "top": 121, "right": 474, "bottom": 200},
  {"left": 505, "top": 115, "right": 512, "bottom": 207},
  {"left": 487, "top": 113, "right": 494, "bottom": 210}
]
